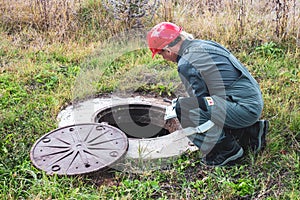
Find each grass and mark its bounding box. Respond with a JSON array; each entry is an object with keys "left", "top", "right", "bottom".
[{"left": 0, "top": 0, "right": 300, "bottom": 199}]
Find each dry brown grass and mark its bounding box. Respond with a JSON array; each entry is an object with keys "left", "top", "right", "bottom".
[
  {"left": 0, "top": 0, "right": 125, "bottom": 42},
  {"left": 0, "top": 0, "right": 81, "bottom": 38},
  {"left": 0, "top": 0, "right": 299, "bottom": 49},
  {"left": 156, "top": 0, "right": 300, "bottom": 49}
]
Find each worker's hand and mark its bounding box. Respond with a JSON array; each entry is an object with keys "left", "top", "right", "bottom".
[
  {"left": 164, "top": 105, "right": 177, "bottom": 120},
  {"left": 171, "top": 98, "right": 178, "bottom": 107}
]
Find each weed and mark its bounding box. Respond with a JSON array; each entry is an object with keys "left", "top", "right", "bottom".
[{"left": 253, "top": 41, "right": 284, "bottom": 58}]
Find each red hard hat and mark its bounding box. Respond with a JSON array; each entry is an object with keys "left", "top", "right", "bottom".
[{"left": 147, "top": 22, "right": 182, "bottom": 58}]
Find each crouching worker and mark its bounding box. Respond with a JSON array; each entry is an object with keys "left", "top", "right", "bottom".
[{"left": 147, "top": 22, "right": 269, "bottom": 166}]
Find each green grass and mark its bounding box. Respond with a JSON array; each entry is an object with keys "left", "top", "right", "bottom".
[
  {"left": 1, "top": 32, "right": 299, "bottom": 199},
  {"left": 0, "top": 0, "right": 300, "bottom": 199}
]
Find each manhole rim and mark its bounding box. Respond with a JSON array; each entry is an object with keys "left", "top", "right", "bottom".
[
  {"left": 91, "top": 102, "right": 164, "bottom": 121},
  {"left": 57, "top": 97, "right": 198, "bottom": 160}
]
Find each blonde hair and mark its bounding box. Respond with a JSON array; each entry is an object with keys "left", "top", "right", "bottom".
[
  {"left": 180, "top": 31, "right": 194, "bottom": 40},
  {"left": 167, "top": 31, "right": 194, "bottom": 48}
]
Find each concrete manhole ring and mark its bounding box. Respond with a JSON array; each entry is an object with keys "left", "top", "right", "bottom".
[{"left": 57, "top": 96, "right": 198, "bottom": 160}]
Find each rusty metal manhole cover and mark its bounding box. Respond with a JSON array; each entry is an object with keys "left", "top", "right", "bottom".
[{"left": 30, "top": 123, "right": 128, "bottom": 175}]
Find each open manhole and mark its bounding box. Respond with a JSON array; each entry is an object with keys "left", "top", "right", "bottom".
[
  {"left": 55, "top": 97, "right": 198, "bottom": 169},
  {"left": 93, "top": 103, "right": 170, "bottom": 139}
]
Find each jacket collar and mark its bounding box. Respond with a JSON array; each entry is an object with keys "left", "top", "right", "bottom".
[{"left": 176, "top": 39, "right": 194, "bottom": 63}]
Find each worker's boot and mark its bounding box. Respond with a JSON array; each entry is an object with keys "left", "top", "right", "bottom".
[
  {"left": 202, "top": 133, "right": 244, "bottom": 166},
  {"left": 225, "top": 120, "right": 269, "bottom": 153}
]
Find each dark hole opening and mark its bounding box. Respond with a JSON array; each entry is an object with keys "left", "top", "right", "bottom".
[
  {"left": 111, "top": 122, "right": 169, "bottom": 139},
  {"left": 94, "top": 104, "right": 170, "bottom": 139}
]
